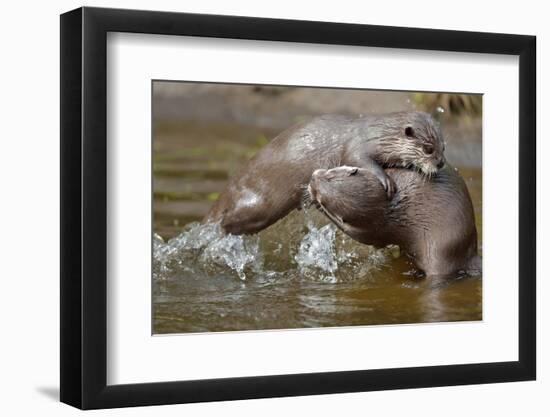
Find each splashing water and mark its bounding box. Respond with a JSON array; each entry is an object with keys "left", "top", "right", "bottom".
[
  {"left": 153, "top": 211, "right": 391, "bottom": 284},
  {"left": 200, "top": 231, "right": 262, "bottom": 281},
  {"left": 294, "top": 222, "right": 339, "bottom": 282},
  {"left": 153, "top": 222, "right": 263, "bottom": 281},
  {"left": 151, "top": 210, "right": 482, "bottom": 333}
]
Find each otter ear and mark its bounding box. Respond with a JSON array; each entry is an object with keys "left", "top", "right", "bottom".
[
  {"left": 405, "top": 126, "right": 415, "bottom": 138},
  {"left": 348, "top": 168, "right": 359, "bottom": 176}
]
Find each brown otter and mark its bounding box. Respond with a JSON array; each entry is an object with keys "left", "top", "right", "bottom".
[
  {"left": 308, "top": 165, "right": 481, "bottom": 277},
  {"left": 205, "top": 112, "right": 446, "bottom": 235}
]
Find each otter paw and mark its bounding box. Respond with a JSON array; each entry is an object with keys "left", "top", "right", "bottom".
[{"left": 379, "top": 175, "right": 396, "bottom": 199}]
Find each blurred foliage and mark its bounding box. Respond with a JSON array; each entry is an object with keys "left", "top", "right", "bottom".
[
  {"left": 412, "top": 93, "right": 482, "bottom": 117},
  {"left": 255, "top": 134, "right": 269, "bottom": 147},
  {"left": 207, "top": 192, "right": 220, "bottom": 202}
]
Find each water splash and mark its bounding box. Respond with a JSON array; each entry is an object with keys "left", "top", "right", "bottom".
[
  {"left": 293, "top": 216, "right": 390, "bottom": 283},
  {"left": 153, "top": 211, "right": 391, "bottom": 284},
  {"left": 294, "top": 222, "right": 339, "bottom": 282},
  {"left": 200, "top": 230, "right": 262, "bottom": 281},
  {"left": 153, "top": 222, "right": 263, "bottom": 281}
]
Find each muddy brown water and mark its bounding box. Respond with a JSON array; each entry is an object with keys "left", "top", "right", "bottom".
[{"left": 153, "top": 120, "right": 482, "bottom": 334}]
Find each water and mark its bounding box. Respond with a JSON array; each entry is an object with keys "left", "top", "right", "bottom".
[{"left": 153, "top": 120, "right": 482, "bottom": 334}]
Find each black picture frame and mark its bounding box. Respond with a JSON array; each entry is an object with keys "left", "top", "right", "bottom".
[{"left": 60, "top": 6, "right": 536, "bottom": 410}]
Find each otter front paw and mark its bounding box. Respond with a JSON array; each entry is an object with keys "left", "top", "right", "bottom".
[{"left": 377, "top": 174, "right": 396, "bottom": 199}]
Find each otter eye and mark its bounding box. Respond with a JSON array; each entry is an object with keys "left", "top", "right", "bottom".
[
  {"left": 423, "top": 144, "right": 434, "bottom": 155},
  {"left": 405, "top": 126, "right": 415, "bottom": 138},
  {"left": 349, "top": 168, "right": 358, "bottom": 176}
]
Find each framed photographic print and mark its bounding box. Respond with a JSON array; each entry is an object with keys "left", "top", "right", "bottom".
[{"left": 60, "top": 6, "right": 536, "bottom": 409}]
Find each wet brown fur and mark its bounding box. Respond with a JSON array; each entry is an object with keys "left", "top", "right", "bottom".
[
  {"left": 205, "top": 112, "right": 445, "bottom": 234},
  {"left": 309, "top": 165, "right": 480, "bottom": 277}
]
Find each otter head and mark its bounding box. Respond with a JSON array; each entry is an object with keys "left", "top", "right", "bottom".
[
  {"left": 372, "top": 112, "right": 446, "bottom": 176},
  {"left": 308, "top": 166, "right": 387, "bottom": 239}
]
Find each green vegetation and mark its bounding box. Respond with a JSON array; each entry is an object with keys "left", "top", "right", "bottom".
[{"left": 412, "top": 93, "right": 482, "bottom": 118}]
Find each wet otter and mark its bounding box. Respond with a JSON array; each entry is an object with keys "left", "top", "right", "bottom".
[
  {"left": 206, "top": 112, "right": 446, "bottom": 234},
  {"left": 308, "top": 165, "right": 481, "bottom": 277}
]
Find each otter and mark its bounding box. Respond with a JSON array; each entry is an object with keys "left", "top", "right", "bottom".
[
  {"left": 205, "top": 112, "right": 446, "bottom": 235},
  {"left": 308, "top": 165, "right": 481, "bottom": 277}
]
